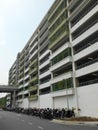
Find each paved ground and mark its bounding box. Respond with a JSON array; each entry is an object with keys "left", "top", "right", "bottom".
[{"left": 0, "top": 110, "right": 98, "bottom": 130}]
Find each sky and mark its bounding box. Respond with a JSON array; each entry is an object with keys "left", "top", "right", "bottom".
[{"left": 0, "top": 0, "right": 55, "bottom": 97}]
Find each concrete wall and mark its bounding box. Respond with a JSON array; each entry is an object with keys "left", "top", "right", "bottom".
[
  {"left": 22, "top": 98, "right": 29, "bottom": 109},
  {"left": 77, "top": 84, "right": 98, "bottom": 118},
  {"left": 53, "top": 96, "right": 68, "bottom": 108},
  {"left": 52, "top": 84, "right": 98, "bottom": 118},
  {"left": 29, "top": 100, "right": 38, "bottom": 108},
  {"left": 17, "top": 84, "right": 98, "bottom": 118},
  {"left": 39, "top": 94, "right": 52, "bottom": 108}
]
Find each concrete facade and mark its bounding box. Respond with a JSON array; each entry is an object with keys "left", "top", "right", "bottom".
[{"left": 8, "top": 0, "right": 98, "bottom": 118}]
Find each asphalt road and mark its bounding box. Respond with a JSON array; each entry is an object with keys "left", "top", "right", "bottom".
[{"left": 0, "top": 109, "right": 98, "bottom": 130}]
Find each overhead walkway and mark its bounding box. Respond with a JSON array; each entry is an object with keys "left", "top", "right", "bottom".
[
  {"left": 0, "top": 85, "right": 17, "bottom": 92},
  {"left": 0, "top": 85, "right": 18, "bottom": 107}
]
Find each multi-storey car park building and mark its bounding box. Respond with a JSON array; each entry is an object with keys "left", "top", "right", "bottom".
[{"left": 8, "top": 0, "right": 98, "bottom": 117}]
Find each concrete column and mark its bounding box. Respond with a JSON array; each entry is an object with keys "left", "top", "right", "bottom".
[
  {"left": 10, "top": 92, "right": 13, "bottom": 107},
  {"left": 13, "top": 91, "right": 16, "bottom": 108}
]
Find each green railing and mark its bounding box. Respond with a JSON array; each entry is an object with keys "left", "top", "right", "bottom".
[
  {"left": 30, "top": 58, "right": 38, "bottom": 67},
  {"left": 49, "top": 19, "right": 66, "bottom": 39},
  {"left": 51, "top": 48, "right": 71, "bottom": 65},
  {"left": 19, "top": 71, "right": 24, "bottom": 77},
  {"left": 28, "top": 94, "right": 38, "bottom": 101},
  {"left": 49, "top": 1, "right": 66, "bottom": 24},
  {"left": 29, "top": 67, "right": 38, "bottom": 75},
  {"left": 30, "top": 76, "right": 38, "bottom": 83},
  {"left": 48, "top": 0, "right": 60, "bottom": 16},
  {"left": 29, "top": 79, "right": 38, "bottom": 86},
  {"left": 52, "top": 78, "right": 73, "bottom": 92},
  {"left": 29, "top": 85, "right": 38, "bottom": 92},
  {"left": 49, "top": 11, "right": 67, "bottom": 34},
  {"left": 49, "top": 30, "right": 68, "bottom": 49}
]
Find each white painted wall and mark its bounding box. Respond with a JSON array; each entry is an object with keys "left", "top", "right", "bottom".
[
  {"left": 22, "top": 98, "right": 29, "bottom": 108},
  {"left": 16, "top": 84, "right": 98, "bottom": 118},
  {"left": 77, "top": 84, "right": 98, "bottom": 118},
  {"left": 39, "top": 94, "right": 52, "bottom": 108},
  {"left": 17, "top": 102, "right": 23, "bottom": 108},
  {"left": 52, "top": 84, "right": 98, "bottom": 118},
  {"left": 71, "top": 5, "right": 98, "bottom": 33},
  {"left": 74, "top": 42, "right": 98, "bottom": 62},
  {"left": 53, "top": 95, "right": 77, "bottom": 110},
  {"left": 53, "top": 96, "right": 69, "bottom": 109},
  {"left": 73, "top": 23, "right": 98, "bottom": 46},
  {"left": 29, "top": 100, "right": 38, "bottom": 108},
  {"left": 76, "top": 62, "right": 98, "bottom": 77}
]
